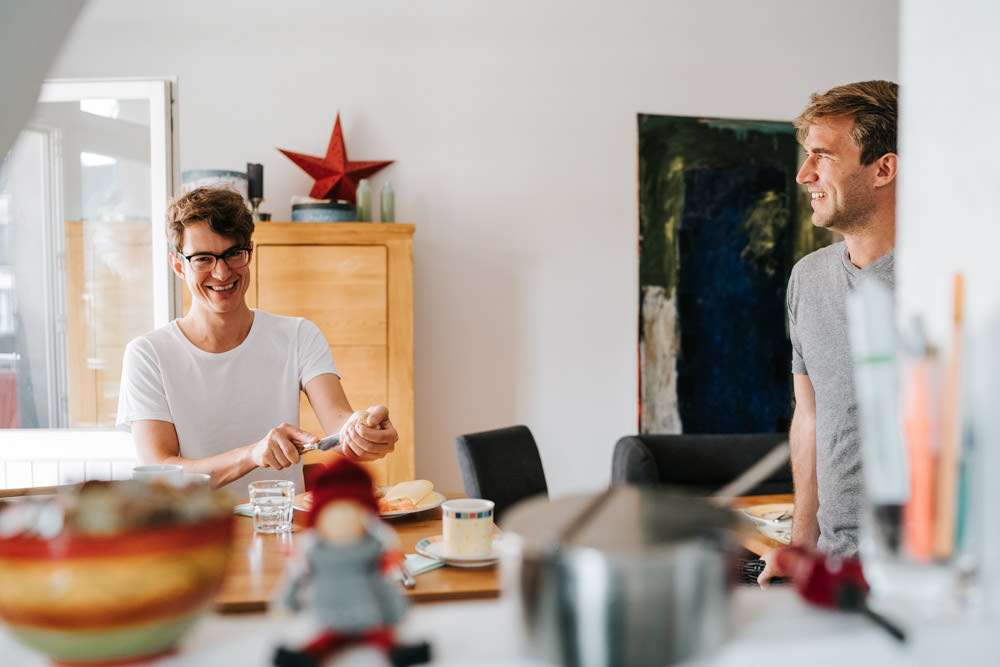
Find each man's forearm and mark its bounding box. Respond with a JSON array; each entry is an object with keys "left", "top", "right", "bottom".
[{"left": 789, "top": 416, "right": 820, "bottom": 547}]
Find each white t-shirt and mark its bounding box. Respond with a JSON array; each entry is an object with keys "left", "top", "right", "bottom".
[{"left": 116, "top": 310, "right": 339, "bottom": 493}]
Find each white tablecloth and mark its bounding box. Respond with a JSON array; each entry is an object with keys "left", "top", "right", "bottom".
[{"left": 3, "top": 587, "right": 1000, "bottom": 666}]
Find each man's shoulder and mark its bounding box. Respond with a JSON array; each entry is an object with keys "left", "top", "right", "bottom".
[
  {"left": 127, "top": 321, "right": 180, "bottom": 350},
  {"left": 251, "top": 310, "right": 322, "bottom": 339},
  {"left": 253, "top": 309, "right": 308, "bottom": 329},
  {"left": 792, "top": 241, "right": 845, "bottom": 272}
]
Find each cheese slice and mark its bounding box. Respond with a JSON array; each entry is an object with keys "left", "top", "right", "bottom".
[{"left": 384, "top": 479, "right": 434, "bottom": 506}]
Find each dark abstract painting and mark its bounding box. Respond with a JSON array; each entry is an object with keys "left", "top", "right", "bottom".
[{"left": 637, "top": 114, "right": 832, "bottom": 435}]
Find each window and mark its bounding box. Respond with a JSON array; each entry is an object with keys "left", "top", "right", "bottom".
[{"left": 0, "top": 79, "right": 176, "bottom": 432}]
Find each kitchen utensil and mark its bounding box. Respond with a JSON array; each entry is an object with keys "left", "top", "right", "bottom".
[
  {"left": 399, "top": 561, "right": 416, "bottom": 589},
  {"left": 504, "top": 486, "right": 737, "bottom": 667},
  {"left": 296, "top": 432, "right": 341, "bottom": 453}
]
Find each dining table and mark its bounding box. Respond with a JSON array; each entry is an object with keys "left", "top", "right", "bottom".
[
  {"left": 4, "top": 486, "right": 1000, "bottom": 666},
  {"left": 215, "top": 491, "right": 500, "bottom": 612}
]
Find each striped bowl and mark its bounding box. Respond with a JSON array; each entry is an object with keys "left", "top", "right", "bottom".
[{"left": 0, "top": 515, "right": 234, "bottom": 664}]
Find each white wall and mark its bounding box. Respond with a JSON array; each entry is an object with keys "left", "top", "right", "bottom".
[{"left": 44, "top": 0, "right": 899, "bottom": 498}]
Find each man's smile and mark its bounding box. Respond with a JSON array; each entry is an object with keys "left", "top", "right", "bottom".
[{"left": 207, "top": 281, "right": 237, "bottom": 292}]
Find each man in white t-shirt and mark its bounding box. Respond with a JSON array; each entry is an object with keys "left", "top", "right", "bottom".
[{"left": 116, "top": 186, "right": 397, "bottom": 492}]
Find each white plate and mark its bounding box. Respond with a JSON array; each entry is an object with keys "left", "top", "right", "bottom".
[
  {"left": 742, "top": 502, "right": 794, "bottom": 525},
  {"left": 292, "top": 490, "right": 446, "bottom": 518},
  {"left": 757, "top": 523, "right": 792, "bottom": 545},
  {"left": 415, "top": 534, "right": 502, "bottom": 567},
  {"left": 380, "top": 491, "right": 446, "bottom": 518}
]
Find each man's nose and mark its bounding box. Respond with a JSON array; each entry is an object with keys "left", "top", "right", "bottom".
[
  {"left": 211, "top": 258, "right": 233, "bottom": 279},
  {"left": 796, "top": 158, "right": 816, "bottom": 184}
]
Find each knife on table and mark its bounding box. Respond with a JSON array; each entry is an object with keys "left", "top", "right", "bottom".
[{"left": 296, "top": 433, "right": 341, "bottom": 453}]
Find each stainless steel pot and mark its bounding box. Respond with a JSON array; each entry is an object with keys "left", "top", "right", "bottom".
[{"left": 503, "top": 486, "right": 737, "bottom": 667}]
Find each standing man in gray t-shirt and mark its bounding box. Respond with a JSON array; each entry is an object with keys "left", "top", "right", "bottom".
[{"left": 760, "top": 81, "right": 898, "bottom": 584}]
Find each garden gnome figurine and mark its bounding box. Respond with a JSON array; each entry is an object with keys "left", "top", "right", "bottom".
[{"left": 273, "top": 458, "right": 430, "bottom": 667}]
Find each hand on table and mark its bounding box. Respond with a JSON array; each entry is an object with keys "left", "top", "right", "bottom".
[
  {"left": 757, "top": 547, "right": 786, "bottom": 587},
  {"left": 338, "top": 405, "right": 398, "bottom": 462}
]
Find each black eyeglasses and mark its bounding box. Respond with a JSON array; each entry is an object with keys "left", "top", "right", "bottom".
[{"left": 179, "top": 247, "right": 252, "bottom": 273}]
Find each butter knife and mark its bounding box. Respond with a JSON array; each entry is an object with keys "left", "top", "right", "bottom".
[
  {"left": 296, "top": 433, "right": 341, "bottom": 454},
  {"left": 399, "top": 560, "right": 416, "bottom": 589}
]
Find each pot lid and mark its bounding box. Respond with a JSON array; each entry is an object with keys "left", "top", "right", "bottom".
[{"left": 503, "top": 485, "right": 735, "bottom": 553}]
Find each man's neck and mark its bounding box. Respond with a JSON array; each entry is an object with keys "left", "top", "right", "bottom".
[
  {"left": 178, "top": 306, "right": 255, "bottom": 353},
  {"left": 842, "top": 213, "right": 896, "bottom": 269}
]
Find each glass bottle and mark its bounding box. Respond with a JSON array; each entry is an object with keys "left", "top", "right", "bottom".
[
  {"left": 380, "top": 181, "right": 395, "bottom": 222},
  {"left": 355, "top": 179, "right": 372, "bottom": 222}
]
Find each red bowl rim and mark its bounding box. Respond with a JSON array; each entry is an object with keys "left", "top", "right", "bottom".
[{"left": 0, "top": 515, "right": 234, "bottom": 560}]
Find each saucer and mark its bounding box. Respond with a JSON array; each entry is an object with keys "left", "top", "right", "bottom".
[{"left": 415, "top": 534, "right": 502, "bottom": 567}]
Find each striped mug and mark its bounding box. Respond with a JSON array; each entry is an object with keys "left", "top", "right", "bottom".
[{"left": 442, "top": 498, "right": 495, "bottom": 557}]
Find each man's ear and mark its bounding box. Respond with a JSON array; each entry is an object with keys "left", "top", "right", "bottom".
[
  {"left": 169, "top": 252, "right": 185, "bottom": 279},
  {"left": 873, "top": 152, "right": 898, "bottom": 187}
]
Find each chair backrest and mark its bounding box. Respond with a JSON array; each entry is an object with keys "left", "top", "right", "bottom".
[
  {"left": 453, "top": 425, "right": 549, "bottom": 523},
  {"left": 611, "top": 433, "right": 792, "bottom": 496}
]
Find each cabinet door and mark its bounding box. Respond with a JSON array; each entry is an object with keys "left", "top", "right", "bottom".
[{"left": 254, "top": 244, "right": 391, "bottom": 483}]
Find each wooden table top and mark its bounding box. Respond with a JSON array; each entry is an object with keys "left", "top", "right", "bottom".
[
  {"left": 214, "top": 492, "right": 500, "bottom": 613},
  {"left": 730, "top": 493, "right": 794, "bottom": 556}
]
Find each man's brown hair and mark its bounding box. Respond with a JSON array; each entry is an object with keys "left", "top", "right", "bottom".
[
  {"left": 794, "top": 80, "right": 898, "bottom": 166},
  {"left": 166, "top": 186, "right": 254, "bottom": 252}
]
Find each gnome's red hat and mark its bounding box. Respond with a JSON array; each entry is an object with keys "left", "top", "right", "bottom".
[{"left": 307, "top": 457, "right": 378, "bottom": 527}]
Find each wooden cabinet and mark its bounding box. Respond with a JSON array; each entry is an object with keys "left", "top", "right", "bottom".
[
  {"left": 247, "top": 223, "right": 415, "bottom": 486},
  {"left": 66, "top": 220, "right": 154, "bottom": 428}
]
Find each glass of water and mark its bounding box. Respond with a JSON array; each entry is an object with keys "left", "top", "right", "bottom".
[{"left": 248, "top": 480, "right": 295, "bottom": 533}]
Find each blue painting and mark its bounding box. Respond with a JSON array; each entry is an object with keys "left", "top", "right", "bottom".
[{"left": 637, "top": 115, "right": 832, "bottom": 435}]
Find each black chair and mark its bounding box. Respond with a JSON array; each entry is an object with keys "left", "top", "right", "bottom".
[
  {"left": 453, "top": 425, "right": 549, "bottom": 523},
  {"left": 611, "top": 433, "right": 792, "bottom": 496}
]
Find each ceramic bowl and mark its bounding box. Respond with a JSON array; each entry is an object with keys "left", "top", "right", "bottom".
[{"left": 0, "top": 511, "right": 234, "bottom": 664}]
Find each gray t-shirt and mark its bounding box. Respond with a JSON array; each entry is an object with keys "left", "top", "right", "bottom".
[{"left": 786, "top": 241, "right": 895, "bottom": 556}]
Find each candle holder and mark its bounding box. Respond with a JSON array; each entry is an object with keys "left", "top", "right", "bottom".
[
  {"left": 247, "top": 163, "right": 270, "bottom": 221},
  {"left": 250, "top": 198, "right": 271, "bottom": 221}
]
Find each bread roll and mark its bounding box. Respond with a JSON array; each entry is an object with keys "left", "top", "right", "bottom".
[
  {"left": 384, "top": 479, "right": 434, "bottom": 506},
  {"left": 343, "top": 410, "right": 374, "bottom": 431}
]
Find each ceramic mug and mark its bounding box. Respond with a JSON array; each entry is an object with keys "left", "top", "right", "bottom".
[
  {"left": 132, "top": 464, "right": 184, "bottom": 485},
  {"left": 442, "top": 498, "right": 495, "bottom": 557}
]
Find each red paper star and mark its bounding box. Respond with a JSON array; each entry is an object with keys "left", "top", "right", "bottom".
[{"left": 279, "top": 114, "right": 393, "bottom": 203}]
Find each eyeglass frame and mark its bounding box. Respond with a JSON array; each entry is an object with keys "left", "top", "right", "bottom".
[{"left": 176, "top": 244, "right": 254, "bottom": 273}]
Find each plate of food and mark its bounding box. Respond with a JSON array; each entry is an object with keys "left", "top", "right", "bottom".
[
  {"left": 293, "top": 479, "right": 445, "bottom": 518},
  {"left": 742, "top": 503, "right": 794, "bottom": 526}
]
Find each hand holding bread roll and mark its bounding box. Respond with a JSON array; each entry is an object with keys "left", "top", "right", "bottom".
[
  {"left": 337, "top": 407, "right": 398, "bottom": 462},
  {"left": 341, "top": 410, "right": 378, "bottom": 436}
]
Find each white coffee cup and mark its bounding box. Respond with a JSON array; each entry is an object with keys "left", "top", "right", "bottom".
[
  {"left": 442, "top": 498, "right": 495, "bottom": 557},
  {"left": 132, "top": 464, "right": 184, "bottom": 485}
]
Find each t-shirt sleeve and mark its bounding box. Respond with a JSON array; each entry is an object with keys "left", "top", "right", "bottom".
[
  {"left": 115, "top": 337, "right": 174, "bottom": 432},
  {"left": 297, "top": 319, "right": 339, "bottom": 388},
  {"left": 787, "top": 265, "right": 808, "bottom": 376}
]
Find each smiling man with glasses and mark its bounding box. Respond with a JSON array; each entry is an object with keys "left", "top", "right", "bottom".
[{"left": 115, "top": 186, "right": 398, "bottom": 491}]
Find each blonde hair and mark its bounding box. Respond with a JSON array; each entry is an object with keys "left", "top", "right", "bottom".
[{"left": 794, "top": 80, "right": 898, "bottom": 165}]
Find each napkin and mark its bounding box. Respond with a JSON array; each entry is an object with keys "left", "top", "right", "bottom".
[
  {"left": 234, "top": 503, "right": 252, "bottom": 517},
  {"left": 404, "top": 553, "right": 445, "bottom": 576}
]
